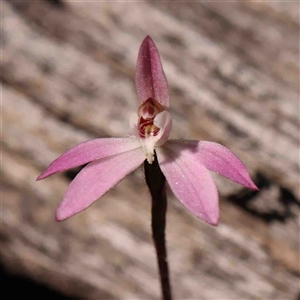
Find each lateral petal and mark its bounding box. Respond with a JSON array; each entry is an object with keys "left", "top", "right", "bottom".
[
  {"left": 156, "top": 146, "right": 219, "bottom": 225},
  {"left": 135, "top": 36, "right": 170, "bottom": 108},
  {"left": 56, "top": 147, "right": 145, "bottom": 221},
  {"left": 37, "top": 138, "right": 141, "bottom": 180},
  {"left": 165, "top": 140, "right": 258, "bottom": 190},
  {"left": 154, "top": 111, "right": 172, "bottom": 146}
]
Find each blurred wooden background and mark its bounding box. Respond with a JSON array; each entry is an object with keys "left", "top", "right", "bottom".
[{"left": 1, "top": 1, "right": 299, "bottom": 299}]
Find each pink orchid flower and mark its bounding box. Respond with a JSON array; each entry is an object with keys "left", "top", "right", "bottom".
[{"left": 37, "top": 36, "right": 257, "bottom": 225}]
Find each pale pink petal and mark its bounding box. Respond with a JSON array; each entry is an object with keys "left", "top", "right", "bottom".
[
  {"left": 37, "top": 138, "right": 141, "bottom": 180},
  {"left": 165, "top": 140, "right": 258, "bottom": 190},
  {"left": 135, "top": 36, "right": 169, "bottom": 108},
  {"left": 56, "top": 147, "right": 145, "bottom": 221},
  {"left": 154, "top": 111, "right": 172, "bottom": 146},
  {"left": 156, "top": 147, "right": 219, "bottom": 225}
]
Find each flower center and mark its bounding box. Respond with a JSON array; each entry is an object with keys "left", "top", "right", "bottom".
[{"left": 137, "top": 98, "right": 164, "bottom": 138}]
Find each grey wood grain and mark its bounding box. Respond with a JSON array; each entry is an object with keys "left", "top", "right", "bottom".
[{"left": 2, "top": 1, "right": 299, "bottom": 299}]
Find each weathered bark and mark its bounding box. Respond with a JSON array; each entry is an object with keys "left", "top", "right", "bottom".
[{"left": 1, "top": 1, "right": 299, "bottom": 299}]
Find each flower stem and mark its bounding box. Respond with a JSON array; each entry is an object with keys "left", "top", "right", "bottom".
[{"left": 144, "top": 152, "right": 172, "bottom": 300}]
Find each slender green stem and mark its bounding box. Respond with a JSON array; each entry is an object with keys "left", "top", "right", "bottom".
[{"left": 144, "top": 152, "right": 172, "bottom": 300}]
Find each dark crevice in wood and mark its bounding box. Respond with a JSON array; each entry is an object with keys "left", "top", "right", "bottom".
[
  {"left": 227, "top": 172, "right": 300, "bottom": 224},
  {"left": 44, "top": 0, "right": 66, "bottom": 9},
  {"left": 64, "top": 165, "right": 87, "bottom": 182},
  {"left": 225, "top": 123, "right": 248, "bottom": 139},
  {"left": 0, "top": 263, "right": 77, "bottom": 299},
  {"left": 211, "top": 68, "right": 247, "bottom": 92}
]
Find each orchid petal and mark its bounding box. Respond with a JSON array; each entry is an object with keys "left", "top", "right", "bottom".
[
  {"left": 154, "top": 111, "right": 172, "bottom": 146},
  {"left": 37, "top": 138, "right": 141, "bottom": 180},
  {"left": 165, "top": 140, "right": 258, "bottom": 190},
  {"left": 56, "top": 147, "right": 145, "bottom": 221},
  {"left": 135, "top": 36, "right": 169, "bottom": 108},
  {"left": 156, "top": 147, "right": 219, "bottom": 225}
]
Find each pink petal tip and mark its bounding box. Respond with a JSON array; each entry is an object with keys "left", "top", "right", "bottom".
[
  {"left": 36, "top": 138, "right": 141, "bottom": 181},
  {"left": 156, "top": 147, "right": 219, "bottom": 226},
  {"left": 136, "top": 36, "right": 170, "bottom": 108},
  {"left": 54, "top": 147, "right": 145, "bottom": 221}
]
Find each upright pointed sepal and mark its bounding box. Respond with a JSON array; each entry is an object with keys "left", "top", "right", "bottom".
[{"left": 136, "top": 36, "right": 170, "bottom": 108}]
